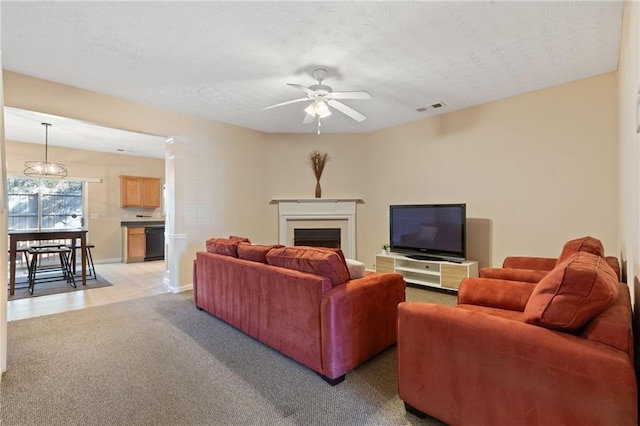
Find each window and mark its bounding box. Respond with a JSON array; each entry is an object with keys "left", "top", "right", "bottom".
[{"left": 8, "top": 177, "right": 84, "bottom": 231}]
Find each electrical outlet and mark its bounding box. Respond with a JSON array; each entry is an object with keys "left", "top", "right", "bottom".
[{"left": 90, "top": 213, "right": 98, "bottom": 219}]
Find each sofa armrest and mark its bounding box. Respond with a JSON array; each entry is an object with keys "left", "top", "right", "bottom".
[
  {"left": 397, "top": 302, "right": 637, "bottom": 426},
  {"left": 458, "top": 277, "right": 536, "bottom": 312},
  {"left": 502, "top": 256, "right": 557, "bottom": 270},
  {"left": 479, "top": 267, "right": 548, "bottom": 283},
  {"left": 320, "top": 272, "right": 405, "bottom": 379}
]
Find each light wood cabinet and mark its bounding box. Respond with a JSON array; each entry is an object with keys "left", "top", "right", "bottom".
[
  {"left": 125, "top": 227, "right": 145, "bottom": 263},
  {"left": 120, "top": 176, "right": 161, "bottom": 208},
  {"left": 375, "top": 253, "right": 478, "bottom": 291}
]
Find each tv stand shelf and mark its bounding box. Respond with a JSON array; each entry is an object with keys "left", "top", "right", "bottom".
[{"left": 375, "top": 253, "right": 478, "bottom": 291}]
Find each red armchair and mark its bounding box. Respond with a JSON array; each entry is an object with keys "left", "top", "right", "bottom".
[
  {"left": 397, "top": 251, "right": 636, "bottom": 425},
  {"left": 480, "top": 236, "right": 621, "bottom": 282}
]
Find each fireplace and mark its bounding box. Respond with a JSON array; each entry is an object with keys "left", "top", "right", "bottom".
[
  {"left": 294, "top": 228, "right": 341, "bottom": 248},
  {"left": 272, "top": 198, "right": 361, "bottom": 259}
]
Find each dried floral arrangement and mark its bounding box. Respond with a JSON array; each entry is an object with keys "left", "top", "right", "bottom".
[{"left": 309, "top": 151, "right": 329, "bottom": 198}]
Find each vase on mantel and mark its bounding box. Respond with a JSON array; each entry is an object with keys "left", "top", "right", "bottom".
[{"left": 315, "top": 181, "right": 321, "bottom": 198}]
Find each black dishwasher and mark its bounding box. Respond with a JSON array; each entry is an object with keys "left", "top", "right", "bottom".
[{"left": 144, "top": 226, "right": 165, "bottom": 261}]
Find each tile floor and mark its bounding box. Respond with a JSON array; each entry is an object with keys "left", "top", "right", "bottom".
[{"left": 7, "top": 260, "right": 168, "bottom": 322}]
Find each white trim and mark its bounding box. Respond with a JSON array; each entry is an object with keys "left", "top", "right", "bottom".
[
  {"left": 271, "top": 198, "right": 363, "bottom": 204},
  {"left": 167, "top": 233, "right": 187, "bottom": 239},
  {"left": 7, "top": 172, "right": 102, "bottom": 183},
  {"left": 166, "top": 280, "right": 193, "bottom": 293},
  {"left": 274, "top": 199, "right": 359, "bottom": 259}
]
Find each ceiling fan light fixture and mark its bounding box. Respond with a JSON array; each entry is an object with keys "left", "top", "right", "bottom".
[
  {"left": 263, "top": 68, "right": 369, "bottom": 132},
  {"left": 304, "top": 103, "right": 315, "bottom": 116},
  {"left": 305, "top": 101, "right": 332, "bottom": 119},
  {"left": 316, "top": 101, "right": 332, "bottom": 118},
  {"left": 24, "top": 123, "right": 68, "bottom": 179}
]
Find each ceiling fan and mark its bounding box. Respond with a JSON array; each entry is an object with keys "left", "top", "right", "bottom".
[{"left": 263, "top": 69, "right": 372, "bottom": 131}]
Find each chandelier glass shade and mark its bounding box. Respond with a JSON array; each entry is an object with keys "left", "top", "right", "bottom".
[{"left": 24, "top": 122, "right": 67, "bottom": 179}]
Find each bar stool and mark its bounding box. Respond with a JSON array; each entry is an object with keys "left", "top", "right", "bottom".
[
  {"left": 66, "top": 241, "right": 97, "bottom": 279},
  {"left": 7, "top": 247, "right": 33, "bottom": 286},
  {"left": 27, "top": 246, "right": 76, "bottom": 294}
]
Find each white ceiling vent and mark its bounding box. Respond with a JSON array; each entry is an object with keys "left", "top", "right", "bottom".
[{"left": 416, "top": 102, "right": 446, "bottom": 112}]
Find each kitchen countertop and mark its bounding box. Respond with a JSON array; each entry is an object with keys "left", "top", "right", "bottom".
[{"left": 121, "top": 220, "right": 165, "bottom": 227}]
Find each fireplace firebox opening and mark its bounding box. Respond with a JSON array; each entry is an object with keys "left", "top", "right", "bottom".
[{"left": 294, "top": 228, "right": 341, "bottom": 249}]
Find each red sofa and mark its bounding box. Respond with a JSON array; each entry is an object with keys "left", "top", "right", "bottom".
[
  {"left": 397, "top": 251, "right": 637, "bottom": 425},
  {"left": 193, "top": 239, "right": 406, "bottom": 385}
]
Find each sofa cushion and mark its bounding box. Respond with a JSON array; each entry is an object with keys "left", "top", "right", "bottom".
[
  {"left": 266, "top": 246, "right": 351, "bottom": 286},
  {"left": 345, "top": 258, "right": 366, "bottom": 279},
  {"left": 557, "top": 236, "right": 605, "bottom": 264},
  {"left": 237, "top": 244, "right": 283, "bottom": 263},
  {"left": 327, "top": 248, "right": 347, "bottom": 265},
  {"left": 205, "top": 238, "right": 243, "bottom": 257},
  {"left": 229, "top": 235, "right": 251, "bottom": 243},
  {"left": 524, "top": 251, "right": 619, "bottom": 333}
]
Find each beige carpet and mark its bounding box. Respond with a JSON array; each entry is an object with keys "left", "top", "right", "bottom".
[{"left": 1, "top": 287, "right": 454, "bottom": 425}]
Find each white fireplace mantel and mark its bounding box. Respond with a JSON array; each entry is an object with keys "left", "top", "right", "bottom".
[{"left": 271, "top": 198, "right": 363, "bottom": 259}]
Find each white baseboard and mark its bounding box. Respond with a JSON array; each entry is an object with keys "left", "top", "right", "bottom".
[{"left": 165, "top": 277, "right": 193, "bottom": 294}]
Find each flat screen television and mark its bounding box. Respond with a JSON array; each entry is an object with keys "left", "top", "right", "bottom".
[{"left": 389, "top": 203, "right": 466, "bottom": 261}]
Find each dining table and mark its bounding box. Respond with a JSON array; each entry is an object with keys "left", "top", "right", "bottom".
[{"left": 8, "top": 228, "right": 88, "bottom": 296}]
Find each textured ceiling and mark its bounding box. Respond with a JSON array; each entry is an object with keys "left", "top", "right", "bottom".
[
  {"left": 4, "top": 107, "right": 167, "bottom": 159},
  {"left": 1, "top": 1, "right": 624, "bottom": 154}
]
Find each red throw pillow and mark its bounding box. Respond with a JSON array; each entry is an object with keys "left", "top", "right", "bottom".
[
  {"left": 205, "top": 238, "right": 243, "bottom": 257},
  {"left": 237, "top": 244, "right": 283, "bottom": 263},
  {"left": 557, "top": 236, "right": 605, "bottom": 264},
  {"left": 266, "top": 246, "right": 351, "bottom": 286},
  {"left": 524, "top": 251, "right": 619, "bottom": 333}
]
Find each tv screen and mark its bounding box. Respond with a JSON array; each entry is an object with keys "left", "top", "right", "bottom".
[{"left": 389, "top": 204, "right": 466, "bottom": 261}]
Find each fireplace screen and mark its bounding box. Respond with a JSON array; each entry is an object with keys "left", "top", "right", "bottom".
[{"left": 294, "top": 228, "right": 341, "bottom": 248}]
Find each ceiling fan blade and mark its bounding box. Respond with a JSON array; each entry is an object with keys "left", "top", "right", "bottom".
[
  {"left": 262, "top": 98, "right": 309, "bottom": 110},
  {"left": 329, "top": 91, "right": 372, "bottom": 100},
  {"left": 302, "top": 113, "right": 315, "bottom": 124},
  {"left": 327, "top": 100, "right": 367, "bottom": 122},
  {"left": 287, "top": 83, "right": 316, "bottom": 96}
]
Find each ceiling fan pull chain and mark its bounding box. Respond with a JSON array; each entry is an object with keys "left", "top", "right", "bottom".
[{"left": 317, "top": 119, "right": 321, "bottom": 135}]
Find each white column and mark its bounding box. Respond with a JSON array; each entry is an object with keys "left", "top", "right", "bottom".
[
  {"left": 164, "top": 136, "right": 190, "bottom": 293},
  {"left": 0, "top": 43, "right": 9, "bottom": 374}
]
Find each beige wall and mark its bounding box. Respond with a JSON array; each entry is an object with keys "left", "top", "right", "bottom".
[
  {"left": 618, "top": 1, "right": 640, "bottom": 319},
  {"left": 265, "top": 73, "right": 619, "bottom": 270},
  {"left": 2, "top": 66, "right": 621, "bottom": 285},
  {"left": 4, "top": 71, "right": 269, "bottom": 287},
  {"left": 5, "top": 139, "right": 164, "bottom": 261}
]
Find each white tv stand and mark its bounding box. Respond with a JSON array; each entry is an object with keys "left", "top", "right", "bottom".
[{"left": 375, "top": 253, "right": 478, "bottom": 291}]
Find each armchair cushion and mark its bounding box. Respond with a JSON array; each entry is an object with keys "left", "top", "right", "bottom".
[
  {"left": 557, "top": 236, "right": 605, "bottom": 263},
  {"left": 458, "top": 277, "right": 535, "bottom": 312},
  {"left": 479, "top": 267, "right": 548, "bottom": 283},
  {"left": 502, "top": 256, "right": 557, "bottom": 271},
  {"left": 524, "top": 251, "right": 618, "bottom": 333}
]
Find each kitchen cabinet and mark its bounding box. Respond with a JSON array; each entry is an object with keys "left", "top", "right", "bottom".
[
  {"left": 120, "top": 176, "right": 161, "bottom": 208},
  {"left": 124, "top": 227, "right": 145, "bottom": 263}
]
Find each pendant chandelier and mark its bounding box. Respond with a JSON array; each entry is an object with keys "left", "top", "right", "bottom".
[{"left": 24, "top": 122, "right": 67, "bottom": 179}]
